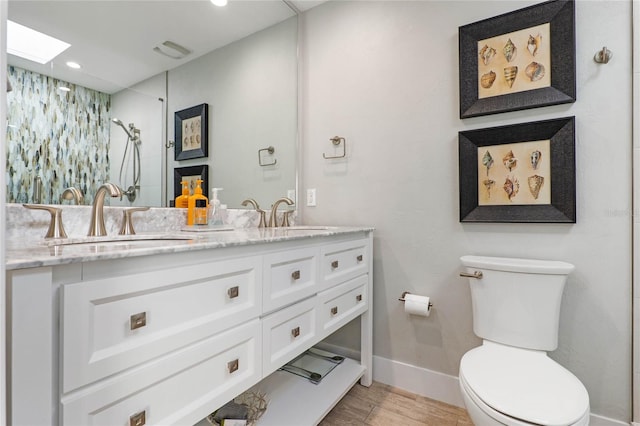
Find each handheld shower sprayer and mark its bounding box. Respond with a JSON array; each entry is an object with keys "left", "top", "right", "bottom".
[{"left": 112, "top": 118, "right": 142, "bottom": 202}]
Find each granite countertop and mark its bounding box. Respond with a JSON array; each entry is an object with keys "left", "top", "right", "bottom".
[{"left": 6, "top": 226, "right": 374, "bottom": 271}]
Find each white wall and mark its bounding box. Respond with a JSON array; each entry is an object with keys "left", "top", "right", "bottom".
[{"left": 301, "top": 0, "right": 632, "bottom": 422}]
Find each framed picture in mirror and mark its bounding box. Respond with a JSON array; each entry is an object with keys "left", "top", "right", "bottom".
[
  {"left": 458, "top": 0, "right": 575, "bottom": 118},
  {"left": 174, "top": 165, "right": 209, "bottom": 200},
  {"left": 175, "top": 103, "right": 208, "bottom": 160},
  {"left": 459, "top": 116, "right": 575, "bottom": 223}
]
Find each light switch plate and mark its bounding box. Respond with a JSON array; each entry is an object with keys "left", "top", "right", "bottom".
[{"left": 306, "top": 189, "right": 316, "bottom": 207}]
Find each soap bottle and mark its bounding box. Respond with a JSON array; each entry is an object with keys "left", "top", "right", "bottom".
[
  {"left": 210, "top": 188, "right": 225, "bottom": 225},
  {"left": 187, "top": 179, "right": 208, "bottom": 226},
  {"left": 175, "top": 180, "right": 190, "bottom": 208},
  {"left": 194, "top": 199, "right": 208, "bottom": 225}
]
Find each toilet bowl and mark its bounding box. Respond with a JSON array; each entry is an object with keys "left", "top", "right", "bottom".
[
  {"left": 459, "top": 341, "right": 589, "bottom": 426},
  {"left": 459, "top": 256, "right": 590, "bottom": 426}
]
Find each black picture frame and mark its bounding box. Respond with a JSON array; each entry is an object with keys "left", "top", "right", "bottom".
[
  {"left": 459, "top": 0, "right": 575, "bottom": 118},
  {"left": 174, "top": 165, "right": 209, "bottom": 200},
  {"left": 175, "top": 103, "right": 208, "bottom": 160},
  {"left": 459, "top": 117, "right": 575, "bottom": 223}
]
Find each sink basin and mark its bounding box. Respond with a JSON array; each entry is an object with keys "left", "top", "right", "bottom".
[{"left": 44, "top": 234, "right": 194, "bottom": 247}]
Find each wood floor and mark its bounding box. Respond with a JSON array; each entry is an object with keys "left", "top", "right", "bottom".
[{"left": 319, "top": 381, "right": 474, "bottom": 426}]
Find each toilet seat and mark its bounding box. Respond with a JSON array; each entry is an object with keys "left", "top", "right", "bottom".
[{"left": 459, "top": 341, "right": 590, "bottom": 426}]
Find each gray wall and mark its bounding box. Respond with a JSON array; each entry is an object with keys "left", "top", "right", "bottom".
[{"left": 301, "top": 0, "right": 632, "bottom": 422}]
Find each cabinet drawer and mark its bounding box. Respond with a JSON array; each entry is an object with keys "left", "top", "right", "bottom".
[
  {"left": 61, "top": 320, "right": 261, "bottom": 426},
  {"left": 262, "top": 296, "right": 317, "bottom": 376},
  {"left": 318, "top": 275, "right": 368, "bottom": 339},
  {"left": 321, "top": 238, "right": 369, "bottom": 290},
  {"left": 61, "top": 256, "right": 261, "bottom": 392},
  {"left": 263, "top": 247, "right": 318, "bottom": 313}
]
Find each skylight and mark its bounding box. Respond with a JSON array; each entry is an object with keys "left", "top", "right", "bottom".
[{"left": 7, "top": 20, "right": 71, "bottom": 64}]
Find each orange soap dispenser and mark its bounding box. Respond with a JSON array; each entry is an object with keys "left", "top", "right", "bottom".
[
  {"left": 187, "top": 179, "right": 208, "bottom": 225},
  {"left": 175, "top": 180, "right": 190, "bottom": 208}
]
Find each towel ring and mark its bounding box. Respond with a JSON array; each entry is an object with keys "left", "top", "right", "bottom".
[
  {"left": 323, "top": 136, "right": 346, "bottom": 159},
  {"left": 258, "top": 146, "right": 277, "bottom": 166}
]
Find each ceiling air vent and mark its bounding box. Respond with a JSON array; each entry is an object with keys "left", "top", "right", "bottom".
[{"left": 153, "top": 41, "right": 192, "bottom": 60}]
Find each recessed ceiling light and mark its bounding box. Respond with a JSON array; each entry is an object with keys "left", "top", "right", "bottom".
[
  {"left": 211, "top": 0, "right": 228, "bottom": 6},
  {"left": 7, "top": 20, "right": 70, "bottom": 64},
  {"left": 59, "top": 86, "right": 71, "bottom": 92},
  {"left": 66, "top": 61, "right": 81, "bottom": 69}
]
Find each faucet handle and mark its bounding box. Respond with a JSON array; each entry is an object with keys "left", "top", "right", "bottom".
[
  {"left": 23, "top": 204, "right": 68, "bottom": 239},
  {"left": 61, "top": 187, "right": 85, "bottom": 205},
  {"left": 281, "top": 210, "right": 294, "bottom": 227},
  {"left": 119, "top": 207, "right": 150, "bottom": 235}
]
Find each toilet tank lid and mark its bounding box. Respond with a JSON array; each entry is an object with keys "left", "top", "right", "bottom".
[{"left": 460, "top": 255, "right": 575, "bottom": 275}]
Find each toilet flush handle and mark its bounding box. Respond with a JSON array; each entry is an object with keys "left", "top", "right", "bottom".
[{"left": 460, "top": 271, "right": 483, "bottom": 279}]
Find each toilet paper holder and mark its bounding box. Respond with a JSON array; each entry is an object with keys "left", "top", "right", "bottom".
[{"left": 398, "top": 291, "right": 433, "bottom": 308}]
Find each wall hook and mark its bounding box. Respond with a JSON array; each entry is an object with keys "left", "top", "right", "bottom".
[
  {"left": 323, "top": 136, "right": 346, "bottom": 159},
  {"left": 594, "top": 46, "right": 612, "bottom": 64},
  {"left": 258, "top": 146, "right": 277, "bottom": 166}
]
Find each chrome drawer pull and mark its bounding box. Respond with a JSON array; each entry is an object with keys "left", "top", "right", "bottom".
[
  {"left": 228, "top": 359, "right": 239, "bottom": 374},
  {"left": 129, "top": 410, "right": 146, "bottom": 426},
  {"left": 357, "top": 254, "right": 363, "bottom": 262},
  {"left": 291, "top": 270, "right": 301, "bottom": 280},
  {"left": 331, "top": 306, "right": 338, "bottom": 316},
  {"left": 356, "top": 294, "right": 363, "bottom": 302},
  {"left": 291, "top": 326, "right": 300, "bottom": 338},
  {"left": 227, "top": 286, "right": 239, "bottom": 299},
  {"left": 130, "top": 312, "right": 147, "bottom": 331},
  {"left": 331, "top": 260, "right": 339, "bottom": 269}
]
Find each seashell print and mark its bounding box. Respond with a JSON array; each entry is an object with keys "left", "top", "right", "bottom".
[
  {"left": 527, "top": 33, "right": 542, "bottom": 56},
  {"left": 525, "top": 62, "right": 545, "bottom": 82},
  {"left": 482, "top": 150, "right": 494, "bottom": 176},
  {"left": 483, "top": 179, "right": 496, "bottom": 198},
  {"left": 480, "top": 71, "right": 496, "bottom": 89},
  {"left": 503, "top": 38, "right": 517, "bottom": 62},
  {"left": 528, "top": 175, "right": 544, "bottom": 199},
  {"left": 504, "top": 66, "right": 518, "bottom": 88},
  {"left": 502, "top": 150, "right": 517, "bottom": 172},
  {"left": 503, "top": 176, "right": 519, "bottom": 201},
  {"left": 530, "top": 150, "right": 542, "bottom": 170},
  {"left": 479, "top": 45, "right": 497, "bottom": 66}
]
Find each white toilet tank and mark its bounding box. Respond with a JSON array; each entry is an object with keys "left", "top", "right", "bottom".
[{"left": 460, "top": 255, "right": 575, "bottom": 351}]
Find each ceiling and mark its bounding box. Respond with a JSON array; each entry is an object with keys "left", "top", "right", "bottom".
[{"left": 7, "top": 0, "right": 324, "bottom": 94}]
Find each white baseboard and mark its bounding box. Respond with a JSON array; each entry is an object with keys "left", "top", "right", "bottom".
[
  {"left": 372, "top": 355, "right": 465, "bottom": 408},
  {"left": 590, "top": 413, "right": 630, "bottom": 426}
]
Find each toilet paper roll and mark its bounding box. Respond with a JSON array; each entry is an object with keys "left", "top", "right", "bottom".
[{"left": 404, "top": 294, "right": 431, "bottom": 317}]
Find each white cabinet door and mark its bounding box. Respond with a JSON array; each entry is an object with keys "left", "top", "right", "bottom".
[
  {"left": 263, "top": 247, "right": 318, "bottom": 314},
  {"left": 61, "top": 320, "right": 262, "bottom": 426},
  {"left": 61, "top": 256, "right": 261, "bottom": 392}
]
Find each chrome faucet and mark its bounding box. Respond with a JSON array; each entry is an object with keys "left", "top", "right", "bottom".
[
  {"left": 269, "top": 197, "right": 294, "bottom": 227},
  {"left": 61, "top": 187, "right": 85, "bottom": 205},
  {"left": 241, "top": 198, "right": 267, "bottom": 228},
  {"left": 88, "top": 183, "right": 123, "bottom": 236}
]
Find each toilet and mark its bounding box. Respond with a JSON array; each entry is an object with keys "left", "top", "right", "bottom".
[{"left": 459, "top": 255, "right": 590, "bottom": 426}]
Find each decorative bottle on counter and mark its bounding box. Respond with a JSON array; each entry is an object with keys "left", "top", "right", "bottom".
[
  {"left": 175, "top": 180, "right": 190, "bottom": 208},
  {"left": 194, "top": 199, "right": 208, "bottom": 225},
  {"left": 187, "top": 179, "right": 208, "bottom": 226}
]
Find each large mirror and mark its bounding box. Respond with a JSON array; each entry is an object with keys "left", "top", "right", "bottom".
[{"left": 6, "top": 0, "right": 299, "bottom": 208}]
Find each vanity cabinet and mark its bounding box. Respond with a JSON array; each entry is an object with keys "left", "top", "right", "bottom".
[{"left": 6, "top": 230, "right": 372, "bottom": 426}]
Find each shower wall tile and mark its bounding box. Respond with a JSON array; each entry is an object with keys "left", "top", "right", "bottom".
[{"left": 6, "top": 66, "right": 111, "bottom": 204}]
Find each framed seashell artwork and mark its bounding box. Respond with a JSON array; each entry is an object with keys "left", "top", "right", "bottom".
[
  {"left": 458, "top": 0, "right": 575, "bottom": 118},
  {"left": 458, "top": 117, "right": 575, "bottom": 223},
  {"left": 175, "top": 103, "right": 209, "bottom": 161}
]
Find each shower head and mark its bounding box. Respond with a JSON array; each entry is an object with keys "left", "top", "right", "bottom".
[{"left": 112, "top": 118, "right": 133, "bottom": 139}]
